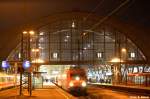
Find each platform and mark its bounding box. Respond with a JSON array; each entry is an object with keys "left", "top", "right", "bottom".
[
  {"left": 90, "top": 83, "right": 150, "bottom": 95},
  {"left": 0, "top": 83, "right": 75, "bottom": 99}
]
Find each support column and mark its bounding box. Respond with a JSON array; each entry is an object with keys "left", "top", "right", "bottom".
[{"left": 112, "top": 63, "right": 121, "bottom": 85}]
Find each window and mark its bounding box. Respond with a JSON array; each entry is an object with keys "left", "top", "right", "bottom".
[
  {"left": 130, "top": 52, "right": 135, "bottom": 58},
  {"left": 133, "top": 67, "right": 138, "bottom": 73},
  {"left": 53, "top": 52, "right": 58, "bottom": 59},
  {"left": 97, "top": 52, "right": 102, "bottom": 58}
]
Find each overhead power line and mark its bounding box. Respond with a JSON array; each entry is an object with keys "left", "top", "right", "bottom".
[
  {"left": 90, "top": 0, "right": 131, "bottom": 30},
  {"left": 84, "top": 0, "right": 105, "bottom": 21}
]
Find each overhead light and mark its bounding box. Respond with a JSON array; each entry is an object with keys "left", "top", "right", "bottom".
[
  {"left": 29, "top": 30, "right": 35, "bottom": 35},
  {"left": 83, "top": 32, "right": 87, "bottom": 36},
  {"left": 66, "top": 35, "right": 70, "bottom": 38},
  {"left": 32, "top": 48, "right": 39, "bottom": 52},
  {"left": 110, "top": 57, "right": 123, "bottom": 63},
  {"left": 87, "top": 44, "right": 90, "bottom": 48},
  {"left": 64, "top": 39, "right": 68, "bottom": 42},
  {"left": 39, "top": 37, "right": 44, "bottom": 42},
  {"left": 18, "top": 53, "right": 21, "bottom": 59},
  {"left": 39, "top": 32, "right": 44, "bottom": 36},
  {"left": 121, "top": 48, "right": 126, "bottom": 52},
  {"left": 32, "top": 49, "right": 35, "bottom": 52},
  {"left": 84, "top": 47, "right": 87, "bottom": 50},
  {"left": 23, "top": 31, "right": 27, "bottom": 34},
  {"left": 23, "top": 30, "right": 35, "bottom": 35},
  {"left": 72, "top": 22, "right": 75, "bottom": 28},
  {"left": 32, "top": 59, "right": 44, "bottom": 63},
  {"left": 39, "top": 46, "right": 44, "bottom": 49}
]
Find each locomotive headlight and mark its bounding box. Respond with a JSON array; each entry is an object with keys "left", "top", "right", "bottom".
[
  {"left": 82, "top": 81, "right": 87, "bottom": 87},
  {"left": 75, "top": 76, "right": 80, "bottom": 81},
  {"left": 69, "top": 82, "right": 74, "bottom": 87}
]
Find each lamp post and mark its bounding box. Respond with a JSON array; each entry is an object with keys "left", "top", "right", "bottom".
[
  {"left": 31, "top": 48, "right": 40, "bottom": 71},
  {"left": 111, "top": 48, "right": 127, "bottom": 85},
  {"left": 20, "top": 30, "right": 35, "bottom": 96},
  {"left": 20, "top": 31, "right": 24, "bottom": 95},
  {"left": 121, "top": 48, "right": 127, "bottom": 85},
  {"left": 110, "top": 57, "right": 122, "bottom": 85}
]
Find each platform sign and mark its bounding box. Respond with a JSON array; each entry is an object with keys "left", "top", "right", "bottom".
[
  {"left": 2, "top": 60, "right": 9, "bottom": 68},
  {"left": 23, "top": 60, "right": 30, "bottom": 69}
]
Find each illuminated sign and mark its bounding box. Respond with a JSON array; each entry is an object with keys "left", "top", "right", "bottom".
[
  {"left": 2, "top": 61, "right": 9, "bottom": 68},
  {"left": 23, "top": 60, "right": 30, "bottom": 69}
]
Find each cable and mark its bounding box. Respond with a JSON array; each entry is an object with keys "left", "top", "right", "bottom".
[
  {"left": 83, "top": 0, "right": 105, "bottom": 21},
  {"left": 90, "top": 0, "right": 131, "bottom": 30}
]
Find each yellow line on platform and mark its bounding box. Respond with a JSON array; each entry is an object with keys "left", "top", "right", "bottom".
[{"left": 56, "top": 88, "right": 70, "bottom": 99}]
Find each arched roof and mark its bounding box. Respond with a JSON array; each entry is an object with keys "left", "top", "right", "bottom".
[{"left": 0, "top": 1, "right": 150, "bottom": 63}]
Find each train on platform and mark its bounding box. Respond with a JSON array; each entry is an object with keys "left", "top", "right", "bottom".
[
  {"left": 127, "top": 73, "right": 150, "bottom": 86},
  {"left": 56, "top": 67, "right": 87, "bottom": 93},
  {"left": 0, "top": 73, "right": 19, "bottom": 89}
]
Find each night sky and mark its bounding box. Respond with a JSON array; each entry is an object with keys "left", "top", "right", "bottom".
[
  {"left": 0, "top": 0, "right": 149, "bottom": 30},
  {"left": 0, "top": 0, "right": 149, "bottom": 59}
]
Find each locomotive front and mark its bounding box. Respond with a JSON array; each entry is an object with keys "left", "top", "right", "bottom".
[{"left": 67, "top": 68, "right": 87, "bottom": 93}]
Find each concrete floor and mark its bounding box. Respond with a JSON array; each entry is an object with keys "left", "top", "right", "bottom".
[
  {"left": 0, "top": 84, "right": 75, "bottom": 99},
  {"left": 0, "top": 84, "right": 149, "bottom": 99}
]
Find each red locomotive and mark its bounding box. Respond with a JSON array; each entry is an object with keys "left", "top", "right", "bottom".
[{"left": 56, "top": 67, "right": 87, "bottom": 93}]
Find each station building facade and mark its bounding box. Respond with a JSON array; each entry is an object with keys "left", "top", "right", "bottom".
[{"left": 6, "top": 12, "right": 150, "bottom": 86}]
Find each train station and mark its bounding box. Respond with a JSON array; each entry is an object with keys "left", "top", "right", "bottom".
[{"left": 0, "top": 0, "right": 150, "bottom": 99}]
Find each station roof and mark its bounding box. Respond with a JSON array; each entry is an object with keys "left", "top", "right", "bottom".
[{"left": 0, "top": 0, "right": 150, "bottom": 63}]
